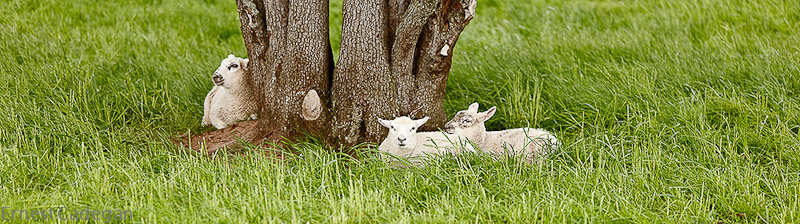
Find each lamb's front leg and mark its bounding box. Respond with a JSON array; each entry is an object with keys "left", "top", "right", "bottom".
[{"left": 202, "top": 87, "right": 218, "bottom": 127}]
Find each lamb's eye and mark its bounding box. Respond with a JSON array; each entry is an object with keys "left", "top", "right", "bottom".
[
  {"left": 462, "top": 119, "right": 470, "bottom": 124},
  {"left": 390, "top": 126, "right": 395, "bottom": 130},
  {"left": 411, "top": 127, "right": 416, "bottom": 131},
  {"left": 231, "top": 64, "right": 238, "bottom": 68}
]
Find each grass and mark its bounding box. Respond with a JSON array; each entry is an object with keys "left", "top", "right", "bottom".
[{"left": 2, "top": 0, "right": 800, "bottom": 222}]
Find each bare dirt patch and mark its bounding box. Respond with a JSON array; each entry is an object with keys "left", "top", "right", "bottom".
[{"left": 174, "top": 120, "right": 286, "bottom": 158}]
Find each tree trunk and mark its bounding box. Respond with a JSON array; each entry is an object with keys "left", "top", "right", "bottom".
[
  {"left": 183, "top": 0, "right": 476, "bottom": 152},
  {"left": 236, "top": 0, "right": 334, "bottom": 141}
]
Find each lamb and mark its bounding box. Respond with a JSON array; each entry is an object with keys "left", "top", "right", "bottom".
[
  {"left": 444, "top": 102, "right": 559, "bottom": 163},
  {"left": 377, "top": 116, "right": 473, "bottom": 165},
  {"left": 202, "top": 54, "right": 259, "bottom": 129}
]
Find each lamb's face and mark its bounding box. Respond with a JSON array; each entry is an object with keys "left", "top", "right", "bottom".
[
  {"left": 444, "top": 102, "right": 495, "bottom": 135},
  {"left": 378, "top": 116, "right": 430, "bottom": 150},
  {"left": 212, "top": 54, "right": 249, "bottom": 89}
]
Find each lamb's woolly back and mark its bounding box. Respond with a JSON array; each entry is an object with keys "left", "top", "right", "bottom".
[
  {"left": 378, "top": 116, "right": 472, "bottom": 165},
  {"left": 444, "top": 102, "right": 559, "bottom": 162}
]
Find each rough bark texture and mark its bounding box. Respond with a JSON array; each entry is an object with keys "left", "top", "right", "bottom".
[
  {"left": 237, "top": 0, "right": 333, "bottom": 140},
  {"left": 329, "top": 0, "right": 396, "bottom": 145},
  {"left": 330, "top": 0, "right": 476, "bottom": 145},
  {"left": 181, "top": 0, "right": 475, "bottom": 153}
]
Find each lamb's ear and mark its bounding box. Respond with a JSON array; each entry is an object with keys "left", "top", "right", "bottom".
[
  {"left": 414, "top": 116, "right": 430, "bottom": 128},
  {"left": 228, "top": 54, "right": 235, "bottom": 58},
  {"left": 468, "top": 102, "right": 480, "bottom": 113},
  {"left": 480, "top": 106, "right": 496, "bottom": 122},
  {"left": 378, "top": 118, "right": 391, "bottom": 129},
  {"left": 241, "top": 58, "right": 249, "bottom": 70}
]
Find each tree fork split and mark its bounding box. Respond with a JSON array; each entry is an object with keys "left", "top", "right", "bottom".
[{"left": 180, "top": 0, "right": 476, "bottom": 154}]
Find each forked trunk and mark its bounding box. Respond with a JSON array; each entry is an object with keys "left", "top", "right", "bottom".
[{"left": 182, "top": 0, "right": 475, "bottom": 152}]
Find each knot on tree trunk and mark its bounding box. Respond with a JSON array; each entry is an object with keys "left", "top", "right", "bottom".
[{"left": 301, "top": 89, "right": 321, "bottom": 121}]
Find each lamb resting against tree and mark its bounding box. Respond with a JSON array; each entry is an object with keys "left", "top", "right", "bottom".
[{"left": 202, "top": 54, "right": 259, "bottom": 129}]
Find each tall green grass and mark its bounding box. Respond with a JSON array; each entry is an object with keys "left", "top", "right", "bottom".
[{"left": 1, "top": 0, "right": 799, "bottom": 222}]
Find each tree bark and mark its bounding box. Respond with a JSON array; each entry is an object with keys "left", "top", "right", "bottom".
[
  {"left": 236, "top": 0, "right": 333, "bottom": 141},
  {"left": 184, "top": 0, "right": 476, "bottom": 152},
  {"left": 328, "top": 0, "right": 396, "bottom": 145}
]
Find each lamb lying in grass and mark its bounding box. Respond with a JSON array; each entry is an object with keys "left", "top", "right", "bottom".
[
  {"left": 444, "top": 102, "right": 559, "bottom": 163},
  {"left": 202, "top": 54, "right": 258, "bottom": 129},
  {"left": 378, "top": 116, "right": 473, "bottom": 165}
]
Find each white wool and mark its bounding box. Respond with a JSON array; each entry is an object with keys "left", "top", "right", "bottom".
[
  {"left": 202, "top": 54, "right": 258, "bottom": 129},
  {"left": 444, "top": 102, "right": 559, "bottom": 163},
  {"left": 377, "top": 116, "right": 473, "bottom": 165}
]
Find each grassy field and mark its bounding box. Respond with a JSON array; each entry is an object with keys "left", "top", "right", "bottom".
[{"left": 2, "top": 0, "right": 800, "bottom": 222}]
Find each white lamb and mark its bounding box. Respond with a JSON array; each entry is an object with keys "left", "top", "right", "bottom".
[
  {"left": 444, "top": 102, "right": 559, "bottom": 163},
  {"left": 377, "top": 116, "right": 473, "bottom": 165},
  {"left": 202, "top": 54, "right": 259, "bottom": 129}
]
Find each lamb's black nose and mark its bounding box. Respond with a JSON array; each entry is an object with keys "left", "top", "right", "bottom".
[{"left": 212, "top": 73, "right": 223, "bottom": 84}]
